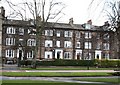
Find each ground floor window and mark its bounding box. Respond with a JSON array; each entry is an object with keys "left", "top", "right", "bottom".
[
  {"left": 103, "top": 53, "right": 109, "bottom": 59},
  {"left": 45, "top": 51, "right": 53, "bottom": 59},
  {"left": 84, "top": 52, "right": 92, "bottom": 60},
  {"left": 27, "top": 51, "right": 34, "bottom": 58},
  {"left": 5, "top": 49, "right": 15, "bottom": 58},
  {"left": 64, "top": 52, "right": 72, "bottom": 59}
]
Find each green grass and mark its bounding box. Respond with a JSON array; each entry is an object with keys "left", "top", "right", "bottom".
[
  {"left": 1, "top": 80, "right": 107, "bottom": 85},
  {"left": 75, "top": 78, "right": 120, "bottom": 84},
  {"left": 20, "top": 67, "right": 116, "bottom": 70},
  {"left": 2, "top": 72, "right": 112, "bottom": 77}
]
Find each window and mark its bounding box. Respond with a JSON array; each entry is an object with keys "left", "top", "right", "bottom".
[
  {"left": 64, "top": 31, "right": 72, "bottom": 37},
  {"left": 27, "top": 51, "right": 34, "bottom": 58},
  {"left": 64, "top": 41, "right": 72, "bottom": 48},
  {"left": 28, "top": 28, "right": 36, "bottom": 35},
  {"left": 96, "top": 43, "right": 101, "bottom": 49},
  {"left": 76, "top": 31, "right": 81, "bottom": 38},
  {"left": 103, "top": 53, "right": 109, "bottom": 59},
  {"left": 84, "top": 52, "right": 92, "bottom": 60},
  {"left": 19, "top": 28, "right": 24, "bottom": 35},
  {"left": 64, "top": 52, "right": 72, "bottom": 59},
  {"left": 56, "top": 41, "right": 60, "bottom": 47},
  {"left": 6, "top": 27, "right": 15, "bottom": 34},
  {"left": 85, "top": 32, "right": 91, "bottom": 39},
  {"left": 27, "top": 39, "right": 36, "bottom": 46},
  {"left": 56, "top": 30, "right": 61, "bottom": 37},
  {"left": 19, "top": 39, "right": 24, "bottom": 46},
  {"left": 45, "top": 51, "right": 52, "bottom": 59},
  {"left": 85, "top": 24, "right": 91, "bottom": 29},
  {"left": 6, "top": 38, "right": 15, "bottom": 45},
  {"left": 76, "top": 42, "right": 80, "bottom": 48},
  {"left": 103, "top": 43, "right": 110, "bottom": 50},
  {"left": 5, "top": 49, "right": 15, "bottom": 58},
  {"left": 96, "top": 34, "right": 100, "bottom": 39},
  {"left": 84, "top": 42, "right": 92, "bottom": 49},
  {"left": 45, "top": 40, "right": 53, "bottom": 47},
  {"left": 103, "top": 33, "right": 109, "bottom": 40},
  {"left": 45, "top": 30, "right": 53, "bottom": 36}
]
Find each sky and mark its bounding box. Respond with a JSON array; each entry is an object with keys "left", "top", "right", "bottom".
[{"left": 0, "top": 0, "right": 118, "bottom": 26}]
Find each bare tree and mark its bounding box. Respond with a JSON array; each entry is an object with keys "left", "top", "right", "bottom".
[
  {"left": 105, "top": 1, "right": 120, "bottom": 60},
  {"left": 4, "top": 0, "right": 65, "bottom": 68}
]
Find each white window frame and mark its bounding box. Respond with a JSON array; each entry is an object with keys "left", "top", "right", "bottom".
[
  {"left": 64, "top": 52, "right": 72, "bottom": 59},
  {"left": 6, "top": 38, "right": 15, "bottom": 45},
  {"left": 19, "top": 28, "right": 24, "bottom": 35},
  {"left": 56, "top": 30, "right": 61, "bottom": 37},
  {"left": 85, "top": 42, "right": 92, "bottom": 49},
  {"left": 85, "top": 32, "right": 92, "bottom": 39},
  {"left": 64, "top": 31, "right": 72, "bottom": 37},
  {"left": 6, "top": 27, "right": 15, "bottom": 34},
  {"left": 45, "top": 51, "right": 53, "bottom": 59},
  {"left": 64, "top": 41, "right": 72, "bottom": 48},
  {"left": 56, "top": 41, "right": 60, "bottom": 47},
  {"left": 27, "top": 39, "right": 36, "bottom": 46},
  {"left": 45, "top": 40, "right": 53, "bottom": 47},
  {"left": 5, "top": 49, "right": 15, "bottom": 58},
  {"left": 103, "top": 43, "right": 110, "bottom": 50},
  {"left": 27, "top": 51, "right": 34, "bottom": 58},
  {"left": 76, "top": 42, "right": 81, "bottom": 48},
  {"left": 76, "top": 31, "right": 81, "bottom": 38},
  {"left": 45, "top": 30, "right": 53, "bottom": 36}
]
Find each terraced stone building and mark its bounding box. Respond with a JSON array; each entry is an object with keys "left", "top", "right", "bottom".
[{"left": 0, "top": 7, "right": 117, "bottom": 64}]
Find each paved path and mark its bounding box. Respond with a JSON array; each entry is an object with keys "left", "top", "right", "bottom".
[
  {"left": 1, "top": 70, "right": 116, "bottom": 72},
  {"left": 1, "top": 76, "right": 118, "bottom": 84}
]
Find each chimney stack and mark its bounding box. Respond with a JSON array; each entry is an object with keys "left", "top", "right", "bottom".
[
  {"left": 87, "top": 20, "right": 92, "bottom": 25},
  {"left": 69, "top": 18, "right": 74, "bottom": 24},
  {"left": 0, "top": 6, "right": 5, "bottom": 18}
]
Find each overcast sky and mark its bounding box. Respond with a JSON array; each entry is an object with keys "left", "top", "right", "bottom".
[{"left": 0, "top": 0, "right": 118, "bottom": 26}]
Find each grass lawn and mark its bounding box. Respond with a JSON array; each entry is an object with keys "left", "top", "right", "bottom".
[
  {"left": 2, "top": 72, "right": 112, "bottom": 77},
  {"left": 20, "top": 67, "right": 117, "bottom": 70},
  {"left": 2, "top": 80, "right": 108, "bottom": 85},
  {"left": 75, "top": 78, "right": 120, "bottom": 84}
]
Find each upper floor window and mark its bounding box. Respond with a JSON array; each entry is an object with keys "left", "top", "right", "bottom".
[
  {"left": 5, "top": 49, "right": 15, "bottom": 58},
  {"left": 56, "top": 41, "right": 60, "bottom": 47},
  {"left": 45, "top": 40, "right": 53, "bottom": 47},
  {"left": 103, "top": 43, "right": 110, "bottom": 50},
  {"left": 84, "top": 42, "right": 92, "bottom": 49},
  {"left": 6, "top": 38, "right": 15, "bottom": 45},
  {"left": 64, "top": 41, "right": 72, "bottom": 48},
  {"left": 85, "top": 32, "right": 92, "bottom": 39},
  {"left": 76, "top": 31, "right": 81, "bottom": 38},
  {"left": 56, "top": 30, "right": 61, "bottom": 37},
  {"left": 27, "top": 39, "right": 36, "bottom": 46},
  {"left": 64, "top": 31, "right": 72, "bottom": 37},
  {"left": 19, "top": 28, "right": 24, "bottom": 35},
  {"left": 6, "top": 27, "right": 15, "bottom": 34},
  {"left": 28, "top": 28, "right": 36, "bottom": 35},
  {"left": 103, "top": 33, "right": 110, "bottom": 40},
  {"left": 85, "top": 24, "right": 91, "bottom": 29},
  {"left": 76, "top": 42, "right": 81, "bottom": 48},
  {"left": 96, "top": 43, "right": 101, "bottom": 49},
  {"left": 19, "top": 39, "right": 24, "bottom": 46},
  {"left": 45, "top": 30, "right": 53, "bottom": 36}
]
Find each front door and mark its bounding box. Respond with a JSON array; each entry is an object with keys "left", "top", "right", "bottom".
[
  {"left": 55, "top": 49, "right": 63, "bottom": 59},
  {"left": 95, "top": 50, "right": 102, "bottom": 60}
]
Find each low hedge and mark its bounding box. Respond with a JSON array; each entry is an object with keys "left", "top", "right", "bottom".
[{"left": 20, "top": 59, "right": 120, "bottom": 67}]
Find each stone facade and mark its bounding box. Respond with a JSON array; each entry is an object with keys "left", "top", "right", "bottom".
[{"left": 0, "top": 7, "right": 117, "bottom": 64}]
